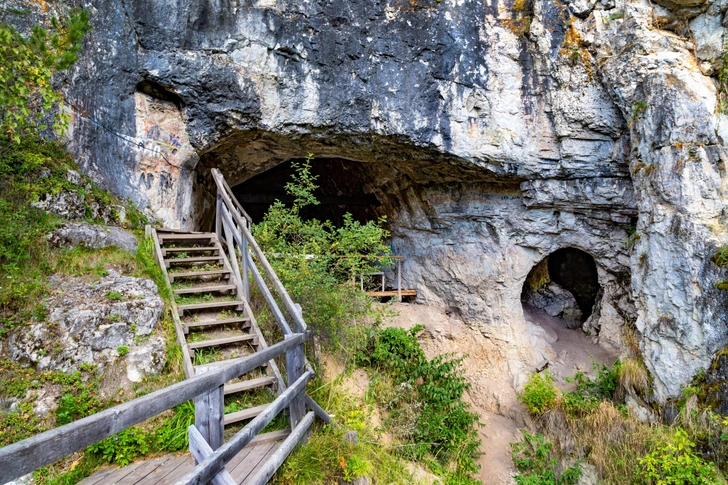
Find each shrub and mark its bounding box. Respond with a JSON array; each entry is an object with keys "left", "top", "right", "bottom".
[
  {"left": 511, "top": 432, "right": 581, "bottom": 485},
  {"left": 88, "top": 427, "right": 150, "bottom": 466},
  {"left": 634, "top": 429, "right": 720, "bottom": 484},
  {"left": 520, "top": 372, "right": 558, "bottom": 415},
  {"left": 116, "top": 345, "right": 129, "bottom": 357},
  {"left": 55, "top": 390, "right": 101, "bottom": 426},
  {"left": 252, "top": 153, "right": 390, "bottom": 352},
  {"left": 0, "top": 10, "right": 91, "bottom": 141},
  {"left": 358, "top": 326, "right": 481, "bottom": 480}
]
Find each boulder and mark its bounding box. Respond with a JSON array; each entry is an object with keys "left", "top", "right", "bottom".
[
  {"left": 7, "top": 271, "right": 165, "bottom": 376},
  {"left": 49, "top": 222, "right": 138, "bottom": 253},
  {"left": 526, "top": 282, "right": 583, "bottom": 328}
]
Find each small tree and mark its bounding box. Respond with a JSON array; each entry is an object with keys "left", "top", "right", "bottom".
[
  {"left": 252, "top": 153, "right": 392, "bottom": 348},
  {"left": 0, "top": 10, "right": 91, "bottom": 142}
]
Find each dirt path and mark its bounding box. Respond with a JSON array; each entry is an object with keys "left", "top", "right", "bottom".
[
  {"left": 383, "top": 302, "right": 618, "bottom": 485},
  {"left": 522, "top": 304, "right": 617, "bottom": 387}
]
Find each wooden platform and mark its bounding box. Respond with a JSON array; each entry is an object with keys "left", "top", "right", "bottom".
[
  {"left": 79, "top": 435, "right": 285, "bottom": 485},
  {"left": 365, "top": 289, "right": 417, "bottom": 298}
]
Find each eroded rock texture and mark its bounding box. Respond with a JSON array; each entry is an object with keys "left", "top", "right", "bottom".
[{"left": 11, "top": 0, "right": 728, "bottom": 399}]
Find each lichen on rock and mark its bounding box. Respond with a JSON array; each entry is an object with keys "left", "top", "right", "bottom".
[{"left": 6, "top": 270, "right": 165, "bottom": 379}]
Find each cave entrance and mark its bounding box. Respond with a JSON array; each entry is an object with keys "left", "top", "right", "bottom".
[
  {"left": 231, "top": 157, "right": 383, "bottom": 225},
  {"left": 521, "top": 248, "right": 600, "bottom": 327}
]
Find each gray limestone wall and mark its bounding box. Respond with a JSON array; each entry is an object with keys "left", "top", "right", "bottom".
[{"left": 9, "top": 0, "right": 728, "bottom": 400}]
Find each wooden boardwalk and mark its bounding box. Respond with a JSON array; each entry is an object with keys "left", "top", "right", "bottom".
[{"left": 80, "top": 431, "right": 288, "bottom": 485}]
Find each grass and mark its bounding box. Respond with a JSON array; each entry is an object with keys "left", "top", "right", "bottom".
[
  {"left": 273, "top": 375, "right": 415, "bottom": 485},
  {"left": 516, "top": 360, "right": 728, "bottom": 484}
]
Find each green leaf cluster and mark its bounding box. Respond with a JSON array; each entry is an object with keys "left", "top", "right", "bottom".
[
  {"left": 0, "top": 10, "right": 91, "bottom": 141},
  {"left": 511, "top": 432, "right": 581, "bottom": 485},
  {"left": 358, "top": 325, "right": 482, "bottom": 482},
  {"left": 634, "top": 429, "right": 719, "bottom": 484},
  {"left": 520, "top": 371, "right": 558, "bottom": 415}
]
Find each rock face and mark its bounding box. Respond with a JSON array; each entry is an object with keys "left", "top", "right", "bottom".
[
  {"left": 49, "top": 222, "right": 138, "bottom": 253},
  {"left": 525, "top": 283, "right": 583, "bottom": 327},
  {"left": 10, "top": 0, "right": 728, "bottom": 400},
  {"left": 6, "top": 271, "right": 165, "bottom": 378}
]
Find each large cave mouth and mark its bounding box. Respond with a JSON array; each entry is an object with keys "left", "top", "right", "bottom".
[
  {"left": 231, "top": 157, "right": 385, "bottom": 225},
  {"left": 521, "top": 248, "right": 600, "bottom": 325}
]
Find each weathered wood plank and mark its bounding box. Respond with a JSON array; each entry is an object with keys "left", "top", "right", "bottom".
[
  {"left": 286, "top": 336, "right": 306, "bottom": 429},
  {"left": 173, "top": 284, "right": 237, "bottom": 295},
  {"left": 163, "top": 246, "right": 218, "bottom": 255},
  {"left": 147, "top": 454, "right": 190, "bottom": 485},
  {"left": 77, "top": 465, "right": 120, "bottom": 485},
  {"left": 188, "top": 334, "right": 256, "bottom": 351},
  {"left": 0, "top": 333, "right": 307, "bottom": 484},
  {"left": 365, "top": 290, "right": 417, "bottom": 297},
  {"left": 224, "top": 377, "right": 276, "bottom": 395},
  {"left": 169, "top": 269, "right": 230, "bottom": 282},
  {"left": 165, "top": 256, "right": 223, "bottom": 265},
  {"left": 185, "top": 317, "right": 250, "bottom": 330},
  {"left": 304, "top": 394, "right": 332, "bottom": 424},
  {"left": 235, "top": 442, "right": 277, "bottom": 485},
  {"left": 159, "top": 233, "right": 215, "bottom": 242},
  {"left": 152, "top": 456, "right": 195, "bottom": 485},
  {"left": 188, "top": 425, "right": 236, "bottom": 485},
  {"left": 245, "top": 412, "right": 315, "bottom": 485},
  {"left": 178, "top": 300, "right": 243, "bottom": 316},
  {"left": 150, "top": 229, "right": 195, "bottom": 379},
  {"left": 117, "top": 455, "right": 173, "bottom": 485},
  {"left": 174, "top": 369, "right": 313, "bottom": 485},
  {"left": 195, "top": 384, "right": 224, "bottom": 452},
  {"left": 223, "top": 403, "right": 268, "bottom": 425}
]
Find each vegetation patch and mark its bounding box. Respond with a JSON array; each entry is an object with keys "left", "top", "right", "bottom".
[
  {"left": 357, "top": 325, "right": 482, "bottom": 484},
  {"left": 514, "top": 361, "right": 728, "bottom": 484}
]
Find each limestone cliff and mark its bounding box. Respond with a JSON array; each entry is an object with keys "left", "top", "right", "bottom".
[{"left": 10, "top": 0, "right": 728, "bottom": 401}]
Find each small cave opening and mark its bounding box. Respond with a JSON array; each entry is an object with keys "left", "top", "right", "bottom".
[
  {"left": 231, "top": 157, "right": 384, "bottom": 225},
  {"left": 521, "top": 247, "right": 600, "bottom": 326}
]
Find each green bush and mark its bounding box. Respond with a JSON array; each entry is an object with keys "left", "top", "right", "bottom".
[
  {"left": 55, "top": 390, "right": 101, "bottom": 425},
  {"left": 634, "top": 429, "right": 720, "bottom": 484},
  {"left": 88, "top": 427, "right": 150, "bottom": 466},
  {"left": 0, "top": 10, "right": 91, "bottom": 141},
  {"left": 252, "top": 153, "right": 390, "bottom": 351},
  {"left": 562, "top": 362, "right": 619, "bottom": 416},
  {"left": 511, "top": 432, "right": 581, "bottom": 485},
  {"left": 520, "top": 372, "right": 558, "bottom": 415},
  {"left": 359, "top": 326, "right": 481, "bottom": 480}
]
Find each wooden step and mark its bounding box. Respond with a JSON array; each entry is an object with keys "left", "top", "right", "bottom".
[
  {"left": 224, "top": 404, "right": 269, "bottom": 425},
  {"left": 249, "top": 429, "right": 290, "bottom": 445},
  {"left": 159, "top": 233, "right": 216, "bottom": 242},
  {"left": 163, "top": 246, "right": 218, "bottom": 256},
  {"left": 165, "top": 256, "right": 223, "bottom": 266},
  {"left": 168, "top": 269, "right": 230, "bottom": 282},
  {"left": 173, "top": 284, "right": 237, "bottom": 296},
  {"left": 178, "top": 300, "right": 244, "bottom": 316},
  {"left": 184, "top": 317, "right": 250, "bottom": 330},
  {"left": 224, "top": 377, "right": 276, "bottom": 395},
  {"left": 188, "top": 334, "right": 257, "bottom": 351}
]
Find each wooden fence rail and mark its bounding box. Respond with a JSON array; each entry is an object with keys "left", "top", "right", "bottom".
[{"left": 0, "top": 333, "right": 307, "bottom": 484}]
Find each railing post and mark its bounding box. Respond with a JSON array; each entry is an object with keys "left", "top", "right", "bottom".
[
  {"left": 397, "top": 258, "right": 402, "bottom": 303},
  {"left": 215, "top": 190, "right": 223, "bottom": 242},
  {"left": 195, "top": 384, "right": 225, "bottom": 453},
  {"left": 241, "top": 224, "right": 250, "bottom": 301},
  {"left": 285, "top": 335, "right": 306, "bottom": 429}
]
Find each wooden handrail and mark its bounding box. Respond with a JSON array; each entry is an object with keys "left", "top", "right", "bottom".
[
  {"left": 219, "top": 204, "right": 293, "bottom": 335},
  {"left": 212, "top": 168, "right": 308, "bottom": 334},
  {"left": 177, "top": 370, "right": 313, "bottom": 485},
  {"left": 0, "top": 333, "right": 308, "bottom": 484}
]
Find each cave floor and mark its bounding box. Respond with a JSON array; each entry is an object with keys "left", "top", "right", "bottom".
[{"left": 523, "top": 304, "right": 618, "bottom": 388}]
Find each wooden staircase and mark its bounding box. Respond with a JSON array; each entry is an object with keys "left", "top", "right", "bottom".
[{"left": 151, "top": 227, "right": 285, "bottom": 429}]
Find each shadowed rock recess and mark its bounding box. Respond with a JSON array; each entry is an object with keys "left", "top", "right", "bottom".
[{"left": 13, "top": 0, "right": 728, "bottom": 401}]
